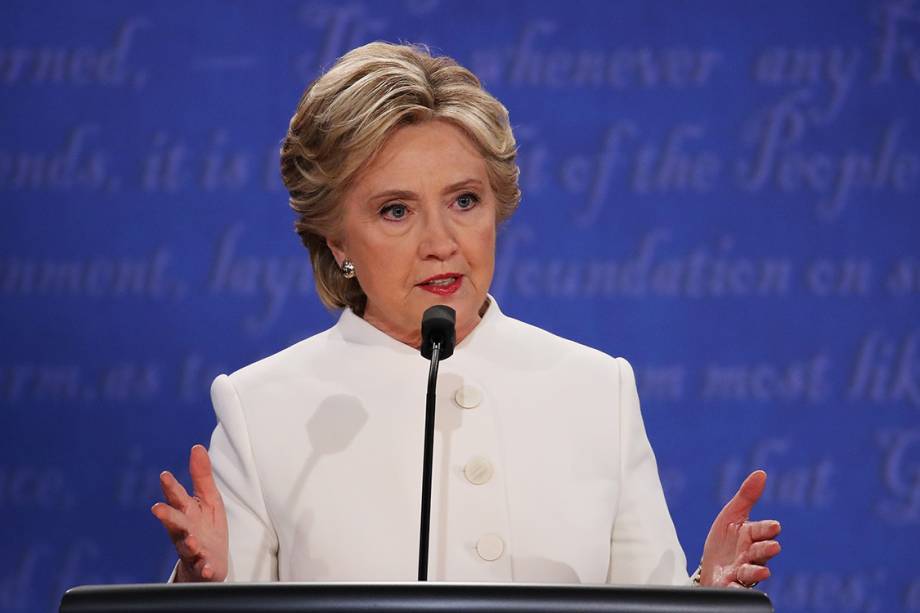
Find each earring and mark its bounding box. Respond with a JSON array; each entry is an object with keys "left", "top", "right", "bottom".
[{"left": 341, "top": 259, "right": 356, "bottom": 279}]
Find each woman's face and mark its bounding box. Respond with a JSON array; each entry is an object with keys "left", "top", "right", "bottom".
[{"left": 328, "top": 119, "right": 497, "bottom": 348}]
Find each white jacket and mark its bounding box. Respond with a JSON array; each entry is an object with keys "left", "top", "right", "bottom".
[{"left": 206, "top": 297, "right": 689, "bottom": 584}]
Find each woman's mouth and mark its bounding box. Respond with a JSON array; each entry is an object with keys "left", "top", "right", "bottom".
[{"left": 418, "top": 274, "right": 463, "bottom": 295}]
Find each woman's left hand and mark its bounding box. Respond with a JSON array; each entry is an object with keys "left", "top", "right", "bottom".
[{"left": 700, "top": 470, "right": 782, "bottom": 588}]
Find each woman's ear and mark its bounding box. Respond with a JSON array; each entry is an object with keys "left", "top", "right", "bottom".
[{"left": 326, "top": 236, "right": 347, "bottom": 267}]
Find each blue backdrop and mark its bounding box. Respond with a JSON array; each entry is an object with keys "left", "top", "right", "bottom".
[{"left": 2, "top": 1, "right": 919, "bottom": 611}]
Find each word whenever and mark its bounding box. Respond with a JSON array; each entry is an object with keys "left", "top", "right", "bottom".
[{"left": 471, "top": 21, "right": 722, "bottom": 89}]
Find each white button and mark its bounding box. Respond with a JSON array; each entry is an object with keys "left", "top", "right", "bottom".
[
  {"left": 476, "top": 534, "right": 505, "bottom": 561},
  {"left": 454, "top": 385, "right": 483, "bottom": 409},
  {"left": 463, "top": 456, "right": 494, "bottom": 485}
]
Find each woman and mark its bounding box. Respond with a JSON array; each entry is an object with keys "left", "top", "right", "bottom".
[{"left": 152, "top": 42, "right": 780, "bottom": 588}]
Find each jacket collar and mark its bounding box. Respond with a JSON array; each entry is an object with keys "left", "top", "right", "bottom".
[{"left": 334, "top": 295, "right": 504, "bottom": 357}]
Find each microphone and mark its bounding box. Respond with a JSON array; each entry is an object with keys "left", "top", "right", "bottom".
[
  {"left": 417, "top": 305, "right": 455, "bottom": 581},
  {"left": 420, "top": 305, "right": 456, "bottom": 360}
]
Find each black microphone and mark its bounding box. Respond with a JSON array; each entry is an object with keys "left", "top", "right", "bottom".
[
  {"left": 420, "top": 305, "right": 456, "bottom": 360},
  {"left": 417, "top": 305, "right": 455, "bottom": 581}
]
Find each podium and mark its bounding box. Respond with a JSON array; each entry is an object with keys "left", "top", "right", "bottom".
[{"left": 60, "top": 582, "right": 773, "bottom": 612}]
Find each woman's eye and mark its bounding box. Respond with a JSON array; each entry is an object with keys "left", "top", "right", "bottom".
[
  {"left": 455, "top": 192, "right": 480, "bottom": 210},
  {"left": 380, "top": 203, "right": 408, "bottom": 220}
]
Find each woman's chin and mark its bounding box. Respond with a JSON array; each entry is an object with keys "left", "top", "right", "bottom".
[{"left": 412, "top": 285, "right": 484, "bottom": 335}]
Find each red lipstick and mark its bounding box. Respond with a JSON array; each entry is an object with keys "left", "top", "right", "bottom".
[{"left": 417, "top": 273, "right": 463, "bottom": 296}]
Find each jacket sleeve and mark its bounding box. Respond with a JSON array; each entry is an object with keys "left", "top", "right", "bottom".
[
  {"left": 208, "top": 373, "right": 279, "bottom": 581},
  {"left": 606, "top": 357, "right": 690, "bottom": 585}
]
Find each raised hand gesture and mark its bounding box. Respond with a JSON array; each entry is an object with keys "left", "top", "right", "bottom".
[
  {"left": 151, "top": 445, "right": 229, "bottom": 582},
  {"left": 700, "top": 470, "right": 782, "bottom": 588}
]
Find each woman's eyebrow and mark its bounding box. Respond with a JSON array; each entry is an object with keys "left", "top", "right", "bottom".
[
  {"left": 442, "top": 178, "right": 483, "bottom": 193},
  {"left": 367, "top": 179, "right": 484, "bottom": 203},
  {"left": 367, "top": 189, "right": 417, "bottom": 203}
]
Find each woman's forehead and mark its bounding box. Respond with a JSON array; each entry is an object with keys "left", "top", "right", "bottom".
[{"left": 356, "top": 120, "right": 489, "bottom": 189}]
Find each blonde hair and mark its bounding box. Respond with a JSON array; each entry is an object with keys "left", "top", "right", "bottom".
[{"left": 280, "top": 42, "right": 521, "bottom": 314}]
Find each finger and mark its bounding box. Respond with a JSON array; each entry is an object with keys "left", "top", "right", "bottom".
[
  {"left": 151, "top": 502, "right": 190, "bottom": 542},
  {"left": 175, "top": 538, "right": 199, "bottom": 561},
  {"left": 189, "top": 445, "right": 222, "bottom": 505},
  {"left": 176, "top": 533, "right": 203, "bottom": 560},
  {"left": 193, "top": 556, "right": 215, "bottom": 581},
  {"left": 736, "top": 563, "right": 771, "bottom": 586},
  {"left": 721, "top": 470, "right": 767, "bottom": 521},
  {"left": 159, "top": 471, "right": 193, "bottom": 511},
  {"left": 745, "top": 519, "right": 781, "bottom": 542},
  {"left": 748, "top": 539, "right": 781, "bottom": 564}
]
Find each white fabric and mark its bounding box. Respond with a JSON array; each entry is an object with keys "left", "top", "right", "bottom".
[{"left": 203, "top": 297, "right": 689, "bottom": 584}]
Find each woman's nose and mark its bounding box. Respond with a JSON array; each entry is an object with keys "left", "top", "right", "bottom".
[{"left": 418, "top": 208, "right": 459, "bottom": 260}]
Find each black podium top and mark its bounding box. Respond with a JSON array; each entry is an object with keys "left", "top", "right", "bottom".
[{"left": 60, "top": 582, "right": 773, "bottom": 613}]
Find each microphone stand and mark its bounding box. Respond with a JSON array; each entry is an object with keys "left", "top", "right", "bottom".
[
  {"left": 417, "top": 304, "right": 454, "bottom": 582},
  {"left": 418, "top": 341, "right": 441, "bottom": 581}
]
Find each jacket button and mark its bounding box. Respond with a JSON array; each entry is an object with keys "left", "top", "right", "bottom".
[
  {"left": 454, "top": 385, "right": 482, "bottom": 409},
  {"left": 476, "top": 534, "right": 505, "bottom": 561},
  {"left": 463, "top": 456, "right": 494, "bottom": 485}
]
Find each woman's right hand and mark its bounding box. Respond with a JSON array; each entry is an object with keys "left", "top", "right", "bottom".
[{"left": 151, "top": 444, "right": 229, "bottom": 582}]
